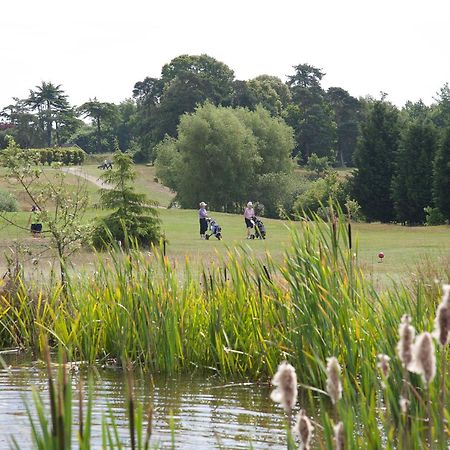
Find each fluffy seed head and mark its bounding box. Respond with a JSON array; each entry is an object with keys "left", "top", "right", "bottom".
[
  {"left": 397, "top": 314, "right": 415, "bottom": 368},
  {"left": 333, "top": 421, "right": 345, "bottom": 450},
  {"left": 293, "top": 409, "right": 314, "bottom": 450},
  {"left": 377, "top": 354, "right": 390, "bottom": 388},
  {"left": 270, "top": 361, "right": 298, "bottom": 413},
  {"left": 399, "top": 396, "right": 410, "bottom": 415},
  {"left": 409, "top": 332, "right": 436, "bottom": 385},
  {"left": 377, "top": 354, "right": 390, "bottom": 379},
  {"left": 433, "top": 284, "right": 450, "bottom": 346},
  {"left": 326, "top": 357, "right": 342, "bottom": 405}
]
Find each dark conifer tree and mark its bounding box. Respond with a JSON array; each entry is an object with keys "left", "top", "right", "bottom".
[
  {"left": 391, "top": 119, "right": 437, "bottom": 224},
  {"left": 433, "top": 127, "right": 450, "bottom": 221},
  {"left": 352, "top": 100, "right": 399, "bottom": 222}
]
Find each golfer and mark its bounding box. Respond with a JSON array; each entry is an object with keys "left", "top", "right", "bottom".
[
  {"left": 244, "top": 201, "right": 255, "bottom": 239},
  {"left": 198, "top": 201, "right": 208, "bottom": 239}
]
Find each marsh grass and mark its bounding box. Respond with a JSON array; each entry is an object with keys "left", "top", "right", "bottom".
[{"left": 2, "top": 208, "right": 450, "bottom": 448}]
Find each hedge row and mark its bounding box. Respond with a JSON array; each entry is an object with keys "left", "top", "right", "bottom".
[{"left": 31, "top": 147, "right": 86, "bottom": 165}]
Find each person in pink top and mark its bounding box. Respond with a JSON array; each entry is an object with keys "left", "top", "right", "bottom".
[{"left": 244, "top": 201, "right": 255, "bottom": 239}]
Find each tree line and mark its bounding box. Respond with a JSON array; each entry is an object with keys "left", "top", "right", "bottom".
[{"left": 1, "top": 54, "right": 450, "bottom": 224}]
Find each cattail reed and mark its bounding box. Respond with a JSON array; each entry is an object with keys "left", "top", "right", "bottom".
[
  {"left": 399, "top": 396, "right": 410, "bottom": 415},
  {"left": 293, "top": 409, "right": 314, "bottom": 450},
  {"left": 397, "top": 314, "right": 415, "bottom": 369},
  {"left": 333, "top": 421, "right": 345, "bottom": 450},
  {"left": 409, "top": 332, "right": 436, "bottom": 386},
  {"left": 433, "top": 284, "right": 450, "bottom": 346},
  {"left": 270, "top": 361, "right": 298, "bottom": 421},
  {"left": 410, "top": 332, "right": 436, "bottom": 447},
  {"left": 326, "top": 357, "right": 342, "bottom": 405},
  {"left": 144, "top": 403, "right": 153, "bottom": 450},
  {"left": 377, "top": 354, "right": 390, "bottom": 380},
  {"left": 433, "top": 284, "right": 450, "bottom": 446}
]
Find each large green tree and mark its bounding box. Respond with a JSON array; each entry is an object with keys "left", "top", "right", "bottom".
[
  {"left": 133, "top": 54, "right": 235, "bottom": 150},
  {"left": 285, "top": 64, "right": 336, "bottom": 161},
  {"left": 391, "top": 119, "right": 438, "bottom": 224},
  {"left": 78, "top": 99, "right": 118, "bottom": 153},
  {"left": 155, "top": 103, "right": 296, "bottom": 212},
  {"left": 247, "top": 75, "right": 292, "bottom": 117},
  {"left": 26, "top": 82, "right": 70, "bottom": 147},
  {"left": 156, "top": 103, "right": 261, "bottom": 210},
  {"left": 352, "top": 100, "right": 399, "bottom": 222},
  {"left": 433, "top": 127, "right": 450, "bottom": 221},
  {"left": 326, "top": 87, "right": 361, "bottom": 166},
  {"left": 233, "top": 105, "right": 294, "bottom": 174}
]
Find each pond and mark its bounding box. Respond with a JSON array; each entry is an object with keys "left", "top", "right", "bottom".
[{"left": 0, "top": 352, "right": 292, "bottom": 449}]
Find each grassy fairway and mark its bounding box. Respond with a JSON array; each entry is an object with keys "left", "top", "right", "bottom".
[{"left": 0, "top": 162, "right": 449, "bottom": 285}]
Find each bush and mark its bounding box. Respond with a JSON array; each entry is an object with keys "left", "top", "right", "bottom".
[
  {"left": 31, "top": 147, "right": 86, "bottom": 165},
  {"left": 253, "top": 172, "right": 307, "bottom": 218},
  {"left": 0, "top": 190, "right": 18, "bottom": 212},
  {"left": 424, "top": 206, "right": 446, "bottom": 225}
]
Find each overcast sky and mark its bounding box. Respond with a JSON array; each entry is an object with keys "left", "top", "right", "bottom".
[{"left": 1, "top": 0, "right": 449, "bottom": 109}]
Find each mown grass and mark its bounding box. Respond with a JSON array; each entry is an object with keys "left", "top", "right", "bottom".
[{"left": 0, "top": 162, "right": 449, "bottom": 285}]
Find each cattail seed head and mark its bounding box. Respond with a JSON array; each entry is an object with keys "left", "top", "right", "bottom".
[
  {"left": 433, "top": 284, "right": 450, "bottom": 346},
  {"left": 377, "top": 354, "right": 390, "bottom": 378},
  {"left": 377, "top": 354, "right": 390, "bottom": 388},
  {"left": 270, "top": 361, "right": 298, "bottom": 413},
  {"left": 409, "top": 332, "right": 436, "bottom": 385},
  {"left": 399, "top": 396, "right": 410, "bottom": 415},
  {"left": 326, "top": 357, "right": 342, "bottom": 405},
  {"left": 397, "top": 314, "right": 415, "bottom": 369},
  {"left": 293, "top": 409, "right": 314, "bottom": 450},
  {"left": 333, "top": 421, "right": 345, "bottom": 450}
]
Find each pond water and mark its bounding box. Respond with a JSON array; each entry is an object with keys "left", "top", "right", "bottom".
[{"left": 0, "top": 352, "right": 291, "bottom": 449}]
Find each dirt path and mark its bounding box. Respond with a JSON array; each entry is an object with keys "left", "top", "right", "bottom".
[{"left": 61, "top": 166, "right": 113, "bottom": 190}]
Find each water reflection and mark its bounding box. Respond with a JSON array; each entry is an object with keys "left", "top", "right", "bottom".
[{"left": 0, "top": 353, "right": 289, "bottom": 449}]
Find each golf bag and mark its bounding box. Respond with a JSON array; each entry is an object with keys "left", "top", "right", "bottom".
[
  {"left": 205, "top": 218, "right": 222, "bottom": 240},
  {"left": 252, "top": 216, "right": 266, "bottom": 239}
]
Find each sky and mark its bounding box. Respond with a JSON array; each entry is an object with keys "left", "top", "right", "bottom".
[{"left": 1, "top": 0, "right": 450, "bottom": 109}]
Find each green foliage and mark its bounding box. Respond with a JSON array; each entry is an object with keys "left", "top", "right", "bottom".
[
  {"left": 32, "top": 146, "right": 86, "bottom": 165},
  {"left": 0, "top": 189, "right": 18, "bottom": 212},
  {"left": 352, "top": 100, "right": 400, "bottom": 222},
  {"left": 424, "top": 206, "right": 446, "bottom": 225},
  {"left": 92, "top": 150, "right": 161, "bottom": 249},
  {"left": 326, "top": 87, "right": 361, "bottom": 167},
  {"left": 391, "top": 119, "right": 438, "bottom": 224},
  {"left": 433, "top": 127, "right": 450, "bottom": 221},
  {"left": 155, "top": 103, "right": 295, "bottom": 211},
  {"left": 233, "top": 105, "right": 295, "bottom": 175},
  {"left": 159, "top": 103, "right": 262, "bottom": 210},
  {"left": 305, "top": 152, "right": 330, "bottom": 176},
  {"left": 293, "top": 170, "right": 349, "bottom": 215},
  {"left": 154, "top": 136, "right": 182, "bottom": 191},
  {"left": 247, "top": 75, "right": 292, "bottom": 116},
  {"left": 0, "top": 137, "right": 91, "bottom": 286},
  {"left": 253, "top": 172, "right": 304, "bottom": 218}
]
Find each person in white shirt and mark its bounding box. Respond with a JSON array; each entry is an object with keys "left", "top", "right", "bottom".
[{"left": 243, "top": 201, "right": 255, "bottom": 239}]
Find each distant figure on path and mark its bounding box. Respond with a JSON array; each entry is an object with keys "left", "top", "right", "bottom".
[
  {"left": 198, "top": 202, "right": 208, "bottom": 239},
  {"left": 29, "top": 205, "right": 42, "bottom": 238}
]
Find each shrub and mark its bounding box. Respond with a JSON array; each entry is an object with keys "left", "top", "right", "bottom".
[
  {"left": 32, "top": 147, "right": 86, "bottom": 165},
  {"left": 0, "top": 190, "right": 18, "bottom": 212},
  {"left": 424, "top": 206, "right": 446, "bottom": 225}
]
